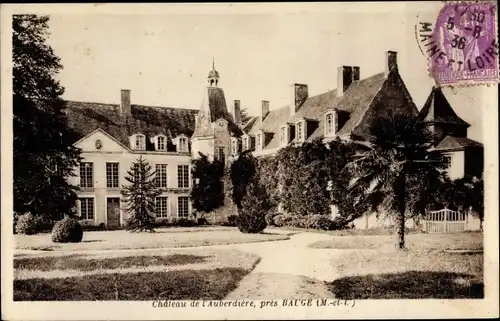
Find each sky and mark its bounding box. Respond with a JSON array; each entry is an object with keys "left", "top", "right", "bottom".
[{"left": 44, "top": 2, "right": 489, "bottom": 142}]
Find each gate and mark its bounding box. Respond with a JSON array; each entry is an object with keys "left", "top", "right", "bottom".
[{"left": 423, "top": 208, "right": 467, "bottom": 233}]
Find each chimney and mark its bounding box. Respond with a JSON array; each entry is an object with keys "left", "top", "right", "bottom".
[
  {"left": 120, "top": 89, "right": 131, "bottom": 116},
  {"left": 337, "top": 66, "right": 353, "bottom": 97},
  {"left": 352, "top": 66, "right": 360, "bottom": 82},
  {"left": 261, "top": 100, "right": 270, "bottom": 120},
  {"left": 290, "top": 83, "right": 309, "bottom": 115},
  {"left": 385, "top": 51, "right": 398, "bottom": 77},
  {"left": 233, "top": 100, "right": 242, "bottom": 125}
]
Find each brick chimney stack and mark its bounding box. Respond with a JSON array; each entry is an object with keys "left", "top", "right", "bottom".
[
  {"left": 337, "top": 66, "right": 353, "bottom": 97},
  {"left": 385, "top": 51, "right": 398, "bottom": 78},
  {"left": 290, "top": 83, "right": 309, "bottom": 115},
  {"left": 261, "top": 100, "right": 270, "bottom": 120},
  {"left": 233, "top": 100, "right": 242, "bottom": 125},
  {"left": 120, "top": 89, "right": 131, "bottom": 116}
]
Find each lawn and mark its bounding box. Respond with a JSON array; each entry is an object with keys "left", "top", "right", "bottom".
[
  {"left": 318, "top": 232, "right": 484, "bottom": 299},
  {"left": 15, "top": 226, "right": 290, "bottom": 252},
  {"left": 14, "top": 248, "right": 260, "bottom": 300}
]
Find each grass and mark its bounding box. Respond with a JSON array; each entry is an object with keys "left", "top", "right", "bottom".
[
  {"left": 15, "top": 226, "right": 290, "bottom": 251},
  {"left": 309, "top": 231, "right": 483, "bottom": 250},
  {"left": 323, "top": 232, "right": 484, "bottom": 299},
  {"left": 14, "top": 268, "right": 248, "bottom": 301},
  {"left": 14, "top": 254, "right": 206, "bottom": 272}
]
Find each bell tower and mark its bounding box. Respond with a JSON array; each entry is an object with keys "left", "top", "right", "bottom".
[{"left": 207, "top": 58, "right": 219, "bottom": 87}]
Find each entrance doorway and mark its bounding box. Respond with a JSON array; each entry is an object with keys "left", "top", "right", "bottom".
[{"left": 107, "top": 198, "right": 121, "bottom": 228}]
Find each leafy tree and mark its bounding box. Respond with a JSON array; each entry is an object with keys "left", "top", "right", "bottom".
[
  {"left": 191, "top": 153, "right": 225, "bottom": 213},
  {"left": 230, "top": 150, "right": 257, "bottom": 209},
  {"left": 452, "top": 176, "right": 484, "bottom": 230},
  {"left": 13, "top": 15, "right": 81, "bottom": 220},
  {"left": 346, "top": 112, "right": 446, "bottom": 249},
  {"left": 237, "top": 178, "right": 269, "bottom": 233},
  {"left": 121, "top": 156, "right": 161, "bottom": 232},
  {"left": 240, "top": 107, "right": 252, "bottom": 124}
]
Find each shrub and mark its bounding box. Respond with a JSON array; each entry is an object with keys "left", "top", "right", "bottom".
[
  {"left": 237, "top": 180, "right": 269, "bottom": 233},
  {"left": 309, "top": 215, "right": 335, "bottom": 230},
  {"left": 177, "top": 218, "right": 197, "bottom": 227},
  {"left": 197, "top": 217, "right": 208, "bottom": 226},
  {"left": 273, "top": 214, "right": 294, "bottom": 227},
  {"left": 51, "top": 216, "right": 83, "bottom": 243},
  {"left": 15, "top": 213, "right": 41, "bottom": 235},
  {"left": 265, "top": 210, "right": 278, "bottom": 226},
  {"left": 226, "top": 215, "right": 238, "bottom": 227}
]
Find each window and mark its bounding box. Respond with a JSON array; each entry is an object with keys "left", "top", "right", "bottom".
[
  {"left": 106, "top": 163, "right": 119, "bottom": 188},
  {"left": 135, "top": 134, "right": 145, "bottom": 150},
  {"left": 177, "top": 165, "right": 189, "bottom": 188},
  {"left": 80, "top": 162, "right": 93, "bottom": 188},
  {"left": 280, "top": 126, "right": 287, "bottom": 145},
  {"left": 242, "top": 137, "right": 249, "bottom": 151},
  {"left": 79, "top": 198, "right": 94, "bottom": 220},
  {"left": 443, "top": 155, "right": 452, "bottom": 168},
  {"left": 216, "top": 147, "right": 225, "bottom": 163},
  {"left": 155, "top": 197, "right": 169, "bottom": 218},
  {"left": 178, "top": 137, "right": 188, "bottom": 152},
  {"left": 256, "top": 133, "right": 262, "bottom": 151},
  {"left": 157, "top": 136, "right": 166, "bottom": 151},
  {"left": 325, "top": 112, "right": 335, "bottom": 136},
  {"left": 155, "top": 164, "right": 168, "bottom": 188},
  {"left": 296, "top": 121, "right": 304, "bottom": 142},
  {"left": 178, "top": 196, "right": 190, "bottom": 218},
  {"left": 231, "top": 139, "right": 238, "bottom": 155}
]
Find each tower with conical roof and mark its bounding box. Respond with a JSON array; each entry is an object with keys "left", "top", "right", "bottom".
[{"left": 191, "top": 61, "right": 243, "bottom": 163}]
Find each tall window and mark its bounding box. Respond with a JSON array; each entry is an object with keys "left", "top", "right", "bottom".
[
  {"left": 155, "top": 164, "right": 168, "bottom": 188},
  {"left": 231, "top": 139, "right": 238, "bottom": 155},
  {"left": 155, "top": 196, "right": 169, "bottom": 218},
  {"left": 325, "top": 112, "right": 335, "bottom": 136},
  {"left": 216, "top": 147, "right": 225, "bottom": 163},
  {"left": 242, "top": 137, "right": 248, "bottom": 151},
  {"left": 296, "top": 121, "right": 304, "bottom": 142},
  {"left": 80, "top": 162, "right": 93, "bottom": 188},
  {"left": 177, "top": 165, "right": 189, "bottom": 188},
  {"left": 135, "top": 134, "right": 145, "bottom": 150},
  {"left": 79, "top": 198, "right": 94, "bottom": 220},
  {"left": 106, "top": 163, "right": 119, "bottom": 188},
  {"left": 178, "top": 137, "right": 188, "bottom": 152},
  {"left": 256, "top": 133, "right": 262, "bottom": 151},
  {"left": 280, "top": 126, "right": 287, "bottom": 145},
  {"left": 157, "top": 136, "right": 166, "bottom": 151},
  {"left": 178, "top": 196, "right": 189, "bottom": 218}
]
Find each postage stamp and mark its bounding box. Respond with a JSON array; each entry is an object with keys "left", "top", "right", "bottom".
[{"left": 417, "top": 1, "right": 499, "bottom": 86}]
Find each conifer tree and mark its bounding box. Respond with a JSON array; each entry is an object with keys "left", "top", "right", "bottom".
[{"left": 121, "top": 156, "right": 161, "bottom": 232}]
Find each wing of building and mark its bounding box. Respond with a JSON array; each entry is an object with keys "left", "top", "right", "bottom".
[{"left": 64, "top": 51, "right": 483, "bottom": 227}]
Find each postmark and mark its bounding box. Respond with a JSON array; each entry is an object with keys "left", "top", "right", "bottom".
[{"left": 416, "top": 1, "right": 499, "bottom": 86}]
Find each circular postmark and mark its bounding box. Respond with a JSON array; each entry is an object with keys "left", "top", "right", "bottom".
[{"left": 415, "top": 1, "right": 499, "bottom": 86}]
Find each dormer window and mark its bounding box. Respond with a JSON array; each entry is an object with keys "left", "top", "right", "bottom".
[
  {"left": 280, "top": 126, "right": 287, "bottom": 146},
  {"left": 242, "top": 136, "right": 249, "bottom": 151},
  {"left": 296, "top": 121, "right": 305, "bottom": 142},
  {"left": 325, "top": 111, "right": 336, "bottom": 136},
  {"left": 135, "top": 134, "right": 146, "bottom": 150},
  {"left": 157, "top": 136, "right": 166, "bottom": 151},
  {"left": 178, "top": 137, "right": 188, "bottom": 152},
  {"left": 256, "top": 133, "right": 263, "bottom": 151},
  {"left": 231, "top": 138, "right": 238, "bottom": 155}
]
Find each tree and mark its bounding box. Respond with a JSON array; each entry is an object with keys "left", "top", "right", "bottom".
[
  {"left": 230, "top": 150, "right": 257, "bottom": 209},
  {"left": 240, "top": 108, "right": 252, "bottom": 124},
  {"left": 452, "top": 176, "right": 484, "bottom": 230},
  {"left": 237, "top": 178, "right": 269, "bottom": 233},
  {"left": 121, "top": 156, "right": 161, "bottom": 232},
  {"left": 191, "top": 153, "right": 225, "bottom": 213},
  {"left": 346, "top": 112, "right": 446, "bottom": 249},
  {"left": 13, "top": 15, "right": 81, "bottom": 220}
]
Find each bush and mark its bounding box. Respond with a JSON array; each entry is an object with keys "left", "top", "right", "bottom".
[
  {"left": 265, "top": 210, "right": 278, "bottom": 226},
  {"left": 309, "top": 215, "right": 335, "bottom": 230},
  {"left": 273, "top": 214, "right": 294, "bottom": 227},
  {"left": 51, "top": 216, "right": 83, "bottom": 243},
  {"left": 197, "top": 217, "right": 208, "bottom": 226},
  {"left": 15, "top": 213, "right": 41, "bottom": 235},
  {"left": 237, "top": 180, "right": 269, "bottom": 233},
  {"left": 177, "top": 218, "right": 197, "bottom": 227},
  {"left": 226, "top": 215, "right": 238, "bottom": 227}
]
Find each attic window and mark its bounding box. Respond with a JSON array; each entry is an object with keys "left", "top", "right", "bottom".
[
  {"left": 296, "top": 121, "right": 305, "bottom": 142},
  {"left": 157, "top": 136, "right": 166, "bottom": 151},
  {"left": 178, "top": 137, "right": 188, "bottom": 152},
  {"left": 325, "top": 112, "right": 336, "bottom": 136},
  {"left": 280, "top": 126, "right": 287, "bottom": 146},
  {"left": 135, "top": 134, "right": 146, "bottom": 150},
  {"left": 256, "top": 133, "right": 263, "bottom": 151},
  {"left": 231, "top": 138, "right": 238, "bottom": 155},
  {"left": 242, "top": 136, "right": 249, "bottom": 151}
]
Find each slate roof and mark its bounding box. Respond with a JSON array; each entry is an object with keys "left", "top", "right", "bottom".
[
  {"left": 245, "top": 106, "right": 291, "bottom": 149},
  {"left": 65, "top": 101, "right": 198, "bottom": 148},
  {"left": 419, "top": 86, "right": 470, "bottom": 126},
  {"left": 434, "top": 135, "right": 483, "bottom": 151}
]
